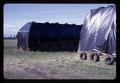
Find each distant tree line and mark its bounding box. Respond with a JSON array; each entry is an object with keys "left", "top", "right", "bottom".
[{"left": 4, "top": 35, "right": 17, "bottom": 39}]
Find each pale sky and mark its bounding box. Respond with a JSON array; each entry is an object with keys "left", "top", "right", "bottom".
[{"left": 4, "top": 4, "right": 114, "bottom": 37}]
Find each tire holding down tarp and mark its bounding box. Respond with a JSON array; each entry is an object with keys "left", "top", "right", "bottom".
[
  {"left": 90, "top": 53, "right": 100, "bottom": 62},
  {"left": 104, "top": 55, "right": 115, "bottom": 65},
  {"left": 80, "top": 52, "right": 87, "bottom": 60}
]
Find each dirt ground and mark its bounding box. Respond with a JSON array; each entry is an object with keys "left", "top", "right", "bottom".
[{"left": 4, "top": 39, "right": 116, "bottom": 79}]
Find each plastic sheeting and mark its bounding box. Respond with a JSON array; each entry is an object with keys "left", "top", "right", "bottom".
[
  {"left": 78, "top": 5, "right": 116, "bottom": 56},
  {"left": 18, "top": 22, "right": 32, "bottom": 32},
  {"left": 17, "top": 22, "right": 32, "bottom": 49}
]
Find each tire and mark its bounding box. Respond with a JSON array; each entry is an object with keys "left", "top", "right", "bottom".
[
  {"left": 90, "top": 53, "right": 99, "bottom": 62},
  {"left": 80, "top": 52, "right": 87, "bottom": 60},
  {"left": 104, "top": 55, "right": 114, "bottom": 65}
]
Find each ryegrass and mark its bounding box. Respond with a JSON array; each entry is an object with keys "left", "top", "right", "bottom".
[{"left": 4, "top": 39, "right": 116, "bottom": 79}]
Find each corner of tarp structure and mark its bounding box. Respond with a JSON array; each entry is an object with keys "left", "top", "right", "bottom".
[
  {"left": 17, "top": 21, "right": 33, "bottom": 50},
  {"left": 78, "top": 5, "right": 116, "bottom": 56}
]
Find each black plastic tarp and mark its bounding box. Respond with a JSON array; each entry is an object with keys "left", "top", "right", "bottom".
[{"left": 17, "top": 22, "right": 82, "bottom": 51}]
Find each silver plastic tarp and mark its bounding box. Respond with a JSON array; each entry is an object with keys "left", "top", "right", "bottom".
[
  {"left": 17, "top": 22, "right": 32, "bottom": 49},
  {"left": 78, "top": 5, "right": 116, "bottom": 56}
]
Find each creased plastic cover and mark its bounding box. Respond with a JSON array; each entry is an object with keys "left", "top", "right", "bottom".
[{"left": 78, "top": 5, "right": 116, "bottom": 56}]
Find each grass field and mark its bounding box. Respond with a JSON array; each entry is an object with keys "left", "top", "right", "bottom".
[{"left": 4, "top": 39, "right": 116, "bottom": 79}]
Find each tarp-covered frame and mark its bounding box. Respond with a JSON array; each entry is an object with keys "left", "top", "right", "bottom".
[{"left": 78, "top": 5, "right": 116, "bottom": 56}]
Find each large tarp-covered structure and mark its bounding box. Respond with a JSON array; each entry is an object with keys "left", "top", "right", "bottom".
[
  {"left": 17, "top": 22, "right": 82, "bottom": 51},
  {"left": 78, "top": 5, "right": 116, "bottom": 56}
]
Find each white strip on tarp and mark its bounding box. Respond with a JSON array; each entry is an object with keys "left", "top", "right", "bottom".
[{"left": 78, "top": 5, "right": 116, "bottom": 56}]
